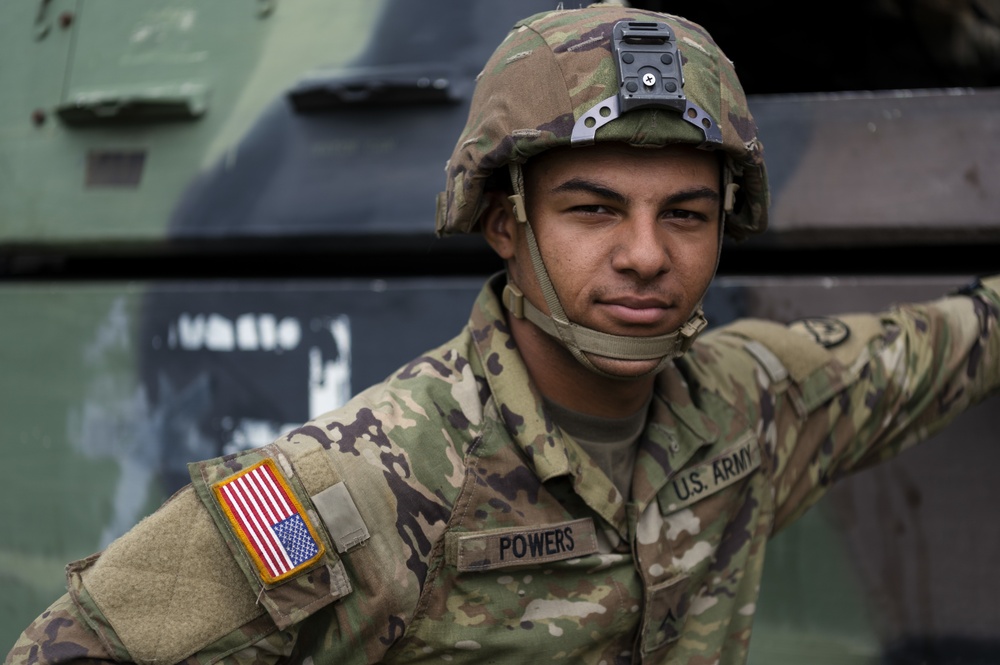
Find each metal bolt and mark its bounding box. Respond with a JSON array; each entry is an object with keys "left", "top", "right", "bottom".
[
  {"left": 31, "top": 109, "right": 46, "bottom": 126},
  {"left": 58, "top": 11, "right": 73, "bottom": 29},
  {"left": 642, "top": 73, "right": 656, "bottom": 87}
]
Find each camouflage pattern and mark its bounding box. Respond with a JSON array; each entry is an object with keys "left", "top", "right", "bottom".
[
  {"left": 7, "top": 273, "right": 1000, "bottom": 665},
  {"left": 436, "top": 4, "right": 769, "bottom": 241}
]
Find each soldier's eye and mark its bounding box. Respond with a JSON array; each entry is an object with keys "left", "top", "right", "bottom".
[
  {"left": 571, "top": 204, "right": 611, "bottom": 215},
  {"left": 666, "top": 209, "right": 708, "bottom": 222}
]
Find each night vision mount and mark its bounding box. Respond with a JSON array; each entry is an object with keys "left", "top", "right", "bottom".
[{"left": 571, "top": 20, "right": 723, "bottom": 147}]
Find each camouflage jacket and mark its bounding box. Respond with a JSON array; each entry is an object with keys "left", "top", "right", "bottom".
[{"left": 8, "top": 274, "right": 1000, "bottom": 665}]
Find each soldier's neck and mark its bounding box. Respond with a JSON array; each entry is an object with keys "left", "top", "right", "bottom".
[{"left": 511, "top": 316, "right": 657, "bottom": 419}]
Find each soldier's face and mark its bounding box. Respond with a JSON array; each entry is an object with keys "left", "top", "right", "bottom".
[{"left": 485, "top": 142, "right": 721, "bottom": 378}]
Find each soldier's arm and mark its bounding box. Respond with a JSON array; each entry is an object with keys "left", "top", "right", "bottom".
[
  {"left": 6, "top": 586, "right": 301, "bottom": 665},
  {"left": 4, "top": 481, "right": 301, "bottom": 665},
  {"left": 5, "top": 390, "right": 458, "bottom": 665},
  {"left": 716, "top": 275, "right": 1000, "bottom": 530},
  {"left": 5, "top": 593, "right": 117, "bottom": 664}
]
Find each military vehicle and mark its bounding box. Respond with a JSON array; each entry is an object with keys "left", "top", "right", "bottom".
[{"left": 2, "top": 0, "right": 998, "bottom": 661}]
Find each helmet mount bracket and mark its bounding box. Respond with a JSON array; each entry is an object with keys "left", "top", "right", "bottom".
[{"left": 571, "top": 20, "right": 723, "bottom": 147}]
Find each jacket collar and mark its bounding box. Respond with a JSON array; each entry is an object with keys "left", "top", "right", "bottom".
[{"left": 468, "top": 273, "right": 720, "bottom": 531}]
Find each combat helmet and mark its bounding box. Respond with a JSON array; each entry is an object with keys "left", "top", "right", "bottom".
[{"left": 436, "top": 2, "right": 769, "bottom": 377}]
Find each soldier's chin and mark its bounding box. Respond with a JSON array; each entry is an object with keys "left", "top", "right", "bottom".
[{"left": 582, "top": 353, "right": 665, "bottom": 381}]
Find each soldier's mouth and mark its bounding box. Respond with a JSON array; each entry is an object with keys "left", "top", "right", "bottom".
[{"left": 598, "top": 297, "right": 673, "bottom": 326}]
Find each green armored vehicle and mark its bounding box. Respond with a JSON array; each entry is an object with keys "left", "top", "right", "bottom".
[{"left": 1, "top": 1, "right": 999, "bottom": 661}]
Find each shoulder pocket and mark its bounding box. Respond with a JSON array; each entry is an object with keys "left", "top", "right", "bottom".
[
  {"left": 718, "top": 316, "right": 883, "bottom": 415},
  {"left": 190, "top": 444, "right": 352, "bottom": 630},
  {"left": 70, "top": 486, "right": 269, "bottom": 665}
]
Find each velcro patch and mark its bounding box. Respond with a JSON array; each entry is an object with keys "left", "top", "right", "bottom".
[
  {"left": 448, "top": 518, "right": 598, "bottom": 571},
  {"left": 311, "top": 481, "right": 370, "bottom": 553},
  {"left": 659, "top": 436, "right": 761, "bottom": 514},
  {"left": 213, "top": 459, "right": 326, "bottom": 585}
]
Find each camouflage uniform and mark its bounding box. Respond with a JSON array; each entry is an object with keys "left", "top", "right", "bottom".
[
  {"left": 8, "top": 5, "right": 1000, "bottom": 664},
  {"left": 7, "top": 273, "right": 1000, "bottom": 665}
]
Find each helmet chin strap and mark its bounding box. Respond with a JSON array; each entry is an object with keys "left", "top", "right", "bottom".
[{"left": 500, "top": 162, "right": 732, "bottom": 380}]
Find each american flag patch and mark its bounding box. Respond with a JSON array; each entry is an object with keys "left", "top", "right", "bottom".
[{"left": 213, "top": 459, "right": 325, "bottom": 584}]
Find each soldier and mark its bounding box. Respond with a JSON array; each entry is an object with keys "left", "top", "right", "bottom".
[{"left": 6, "top": 3, "right": 999, "bottom": 665}]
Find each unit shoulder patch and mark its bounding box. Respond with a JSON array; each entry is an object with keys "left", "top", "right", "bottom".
[
  {"left": 213, "top": 458, "right": 326, "bottom": 585},
  {"left": 789, "top": 316, "right": 850, "bottom": 348}
]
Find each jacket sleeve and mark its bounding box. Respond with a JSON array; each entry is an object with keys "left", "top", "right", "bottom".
[
  {"left": 5, "top": 592, "right": 117, "bottom": 665},
  {"left": 719, "top": 275, "right": 1000, "bottom": 532},
  {"left": 5, "top": 586, "right": 298, "bottom": 665},
  {"left": 5, "top": 390, "right": 461, "bottom": 665},
  {"left": 3, "top": 480, "right": 299, "bottom": 665}
]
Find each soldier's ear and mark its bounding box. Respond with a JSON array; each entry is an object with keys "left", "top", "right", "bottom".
[{"left": 481, "top": 191, "right": 519, "bottom": 260}]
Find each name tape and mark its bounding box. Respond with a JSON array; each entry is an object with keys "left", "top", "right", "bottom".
[{"left": 450, "top": 518, "right": 598, "bottom": 571}]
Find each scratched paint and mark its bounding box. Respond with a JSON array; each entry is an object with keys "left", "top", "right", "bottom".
[
  {"left": 70, "top": 301, "right": 353, "bottom": 545},
  {"left": 68, "top": 298, "right": 158, "bottom": 547},
  {"left": 310, "top": 315, "right": 351, "bottom": 420},
  {"left": 169, "top": 312, "right": 303, "bottom": 352}
]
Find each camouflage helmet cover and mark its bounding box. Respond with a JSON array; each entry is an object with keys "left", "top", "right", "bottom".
[{"left": 436, "top": 3, "right": 769, "bottom": 240}]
